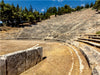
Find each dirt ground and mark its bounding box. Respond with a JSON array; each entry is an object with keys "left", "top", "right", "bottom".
[{"left": 0, "top": 40, "right": 91, "bottom": 75}]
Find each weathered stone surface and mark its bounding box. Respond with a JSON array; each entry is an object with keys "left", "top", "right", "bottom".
[
  {"left": 35, "top": 48, "right": 42, "bottom": 63},
  {"left": 25, "top": 47, "right": 43, "bottom": 70},
  {"left": 79, "top": 45, "right": 100, "bottom": 75},
  {"left": 1, "top": 9, "right": 100, "bottom": 41},
  {"left": 0, "top": 46, "right": 43, "bottom": 75},
  {"left": 26, "top": 48, "right": 36, "bottom": 70},
  {"left": 0, "top": 56, "right": 6, "bottom": 75},
  {"left": 36, "top": 47, "right": 43, "bottom": 62},
  {"left": 6, "top": 51, "right": 26, "bottom": 75},
  {"left": 92, "top": 67, "right": 99, "bottom": 75}
]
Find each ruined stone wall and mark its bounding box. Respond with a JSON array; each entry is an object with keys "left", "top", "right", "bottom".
[{"left": 0, "top": 46, "right": 43, "bottom": 75}]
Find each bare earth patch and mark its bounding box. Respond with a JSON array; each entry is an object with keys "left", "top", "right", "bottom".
[{"left": 0, "top": 40, "right": 91, "bottom": 75}]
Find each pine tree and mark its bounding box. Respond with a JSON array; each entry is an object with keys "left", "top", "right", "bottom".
[
  {"left": 17, "top": 4, "right": 19, "bottom": 12},
  {"left": 94, "top": 0, "right": 100, "bottom": 10},
  {"left": 29, "top": 5, "right": 33, "bottom": 12},
  {"left": 75, "top": 6, "right": 81, "bottom": 11},
  {"left": 85, "top": 4, "right": 90, "bottom": 8},
  {"left": 90, "top": 3, "right": 93, "bottom": 7}
]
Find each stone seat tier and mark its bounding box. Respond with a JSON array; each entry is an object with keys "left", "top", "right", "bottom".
[
  {"left": 77, "top": 40, "right": 100, "bottom": 48},
  {"left": 78, "top": 38, "right": 100, "bottom": 43}
]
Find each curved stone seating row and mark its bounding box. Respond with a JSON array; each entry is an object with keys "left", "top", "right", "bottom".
[
  {"left": 0, "top": 46, "right": 43, "bottom": 75},
  {"left": 90, "top": 37, "right": 100, "bottom": 39},
  {"left": 16, "top": 37, "right": 66, "bottom": 43},
  {"left": 79, "top": 46, "right": 100, "bottom": 75},
  {"left": 78, "top": 38, "right": 100, "bottom": 43},
  {"left": 79, "top": 34, "right": 100, "bottom": 39},
  {"left": 72, "top": 40, "right": 100, "bottom": 75},
  {"left": 77, "top": 40, "right": 100, "bottom": 48},
  {"left": 16, "top": 37, "right": 42, "bottom": 40},
  {"left": 84, "top": 34, "right": 100, "bottom": 37},
  {"left": 86, "top": 35, "right": 100, "bottom": 39}
]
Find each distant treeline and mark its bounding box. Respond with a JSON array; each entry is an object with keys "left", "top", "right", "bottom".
[
  {"left": 93, "top": 0, "right": 100, "bottom": 11},
  {"left": 0, "top": 0, "right": 98, "bottom": 27}
]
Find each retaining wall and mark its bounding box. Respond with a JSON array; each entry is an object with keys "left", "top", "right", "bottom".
[{"left": 0, "top": 46, "right": 43, "bottom": 75}]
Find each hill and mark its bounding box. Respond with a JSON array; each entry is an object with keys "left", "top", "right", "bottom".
[
  {"left": 0, "top": 8, "right": 100, "bottom": 41},
  {"left": 0, "top": 8, "right": 100, "bottom": 75}
]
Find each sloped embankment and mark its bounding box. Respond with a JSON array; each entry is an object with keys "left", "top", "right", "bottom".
[
  {"left": 18, "top": 9, "right": 100, "bottom": 41},
  {"left": 1, "top": 8, "right": 100, "bottom": 41}
]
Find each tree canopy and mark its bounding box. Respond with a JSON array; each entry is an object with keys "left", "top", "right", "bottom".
[
  {"left": 0, "top": 0, "right": 94, "bottom": 27},
  {"left": 94, "top": 0, "right": 100, "bottom": 10}
]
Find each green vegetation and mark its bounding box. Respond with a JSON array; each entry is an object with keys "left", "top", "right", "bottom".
[
  {"left": 0, "top": 0, "right": 94, "bottom": 27},
  {"left": 85, "top": 4, "right": 90, "bottom": 8},
  {"left": 96, "top": 31, "right": 100, "bottom": 34},
  {"left": 0, "top": 0, "right": 50, "bottom": 27},
  {"left": 93, "top": 0, "right": 100, "bottom": 10}
]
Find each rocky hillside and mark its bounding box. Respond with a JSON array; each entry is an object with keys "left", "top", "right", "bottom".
[{"left": 0, "top": 8, "right": 100, "bottom": 41}]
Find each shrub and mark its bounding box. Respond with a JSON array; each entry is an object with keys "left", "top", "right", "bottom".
[{"left": 96, "top": 31, "right": 100, "bottom": 34}]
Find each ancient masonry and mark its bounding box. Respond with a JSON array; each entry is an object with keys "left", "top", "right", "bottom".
[
  {"left": 72, "top": 34, "right": 100, "bottom": 75},
  {"left": 0, "top": 46, "right": 43, "bottom": 75}
]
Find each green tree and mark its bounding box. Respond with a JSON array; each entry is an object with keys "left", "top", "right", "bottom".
[
  {"left": 52, "top": 7, "right": 57, "bottom": 14},
  {"left": 33, "top": 11, "right": 40, "bottom": 22},
  {"left": 25, "top": 7, "right": 28, "bottom": 13},
  {"left": 85, "top": 4, "right": 90, "bottom": 8},
  {"left": 0, "top": 0, "right": 5, "bottom": 21},
  {"left": 45, "top": 12, "right": 50, "bottom": 19},
  {"left": 64, "top": 5, "right": 71, "bottom": 13},
  {"left": 47, "top": 7, "right": 53, "bottom": 14},
  {"left": 16, "top": 4, "right": 19, "bottom": 12},
  {"left": 81, "top": 6, "right": 84, "bottom": 9},
  {"left": 58, "top": 7, "right": 62, "bottom": 15},
  {"left": 90, "top": 3, "right": 94, "bottom": 7},
  {"left": 29, "top": 5, "right": 33, "bottom": 12},
  {"left": 75, "top": 6, "right": 81, "bottom": 11},
  {"left": 28, "top": 12, "right": 35, "bottom": 23},
  {"left": 94, "top": 0, "right": 100, "bottom": 10}
]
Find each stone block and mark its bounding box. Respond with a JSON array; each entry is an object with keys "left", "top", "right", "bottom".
[
  {"left": 25, "top": 47, "right": 43, "bottom": 70},
  {"left": 0, "top": 46, "right": 43, "bottom": 75},
  {"left": 0, "top": 56, "right": 6, "bottom": 75},
  {"left": 37, "top": 47, "right": 43, "bottom": 60},
  {"left": 26, "top": 48, "right": 36, "bottom": 70},
  {"left": 6, "top": 51, "right": 26, "bottom": 75},
  {"left": 35, "top": 47, "right": 43, "bottom": 64}
]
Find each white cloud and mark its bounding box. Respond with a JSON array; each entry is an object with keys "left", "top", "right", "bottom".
[
  {"left": 41, "top": 9, "right": 45, "bottom": 12},
  {"left": 81, "top": 4, "right": 85, "bottom": 7}
]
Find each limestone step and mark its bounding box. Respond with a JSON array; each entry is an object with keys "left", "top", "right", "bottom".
[
  {"left": 91, "top": 37, "right": 100, "bottom": 40},
  {"left": 86, "top": 35, "right": 100, "bottom": 39},
  {"left": 77, "top": 40, "right": 100, "bottom": 48},
  {"left": 79, "top": 45, "right": 100, "bottom": 75},
  {"left": 78, "top": 38, "right": 100, "bottom": 43}
]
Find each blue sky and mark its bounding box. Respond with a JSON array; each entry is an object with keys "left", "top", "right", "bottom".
[
  {"left": 0, "top": 0, "right": 96, "bottom": 12},
  {"left": 0, "top": 0, "right": 96, "bottom": 1}
]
